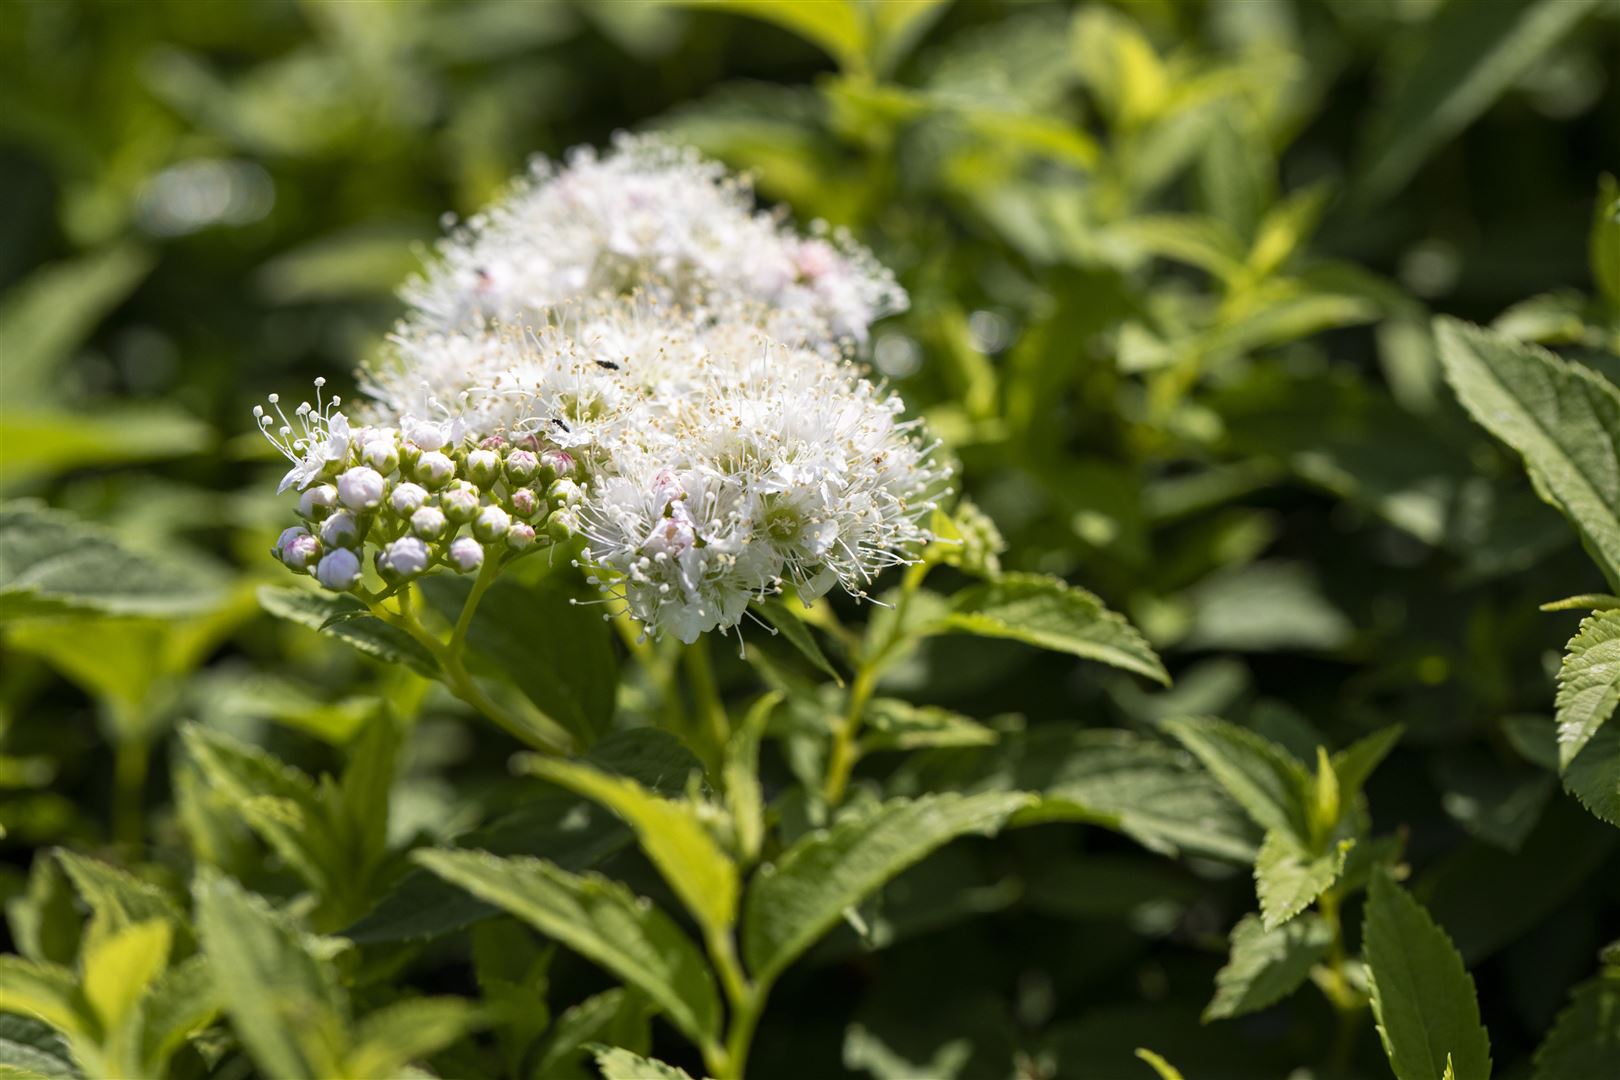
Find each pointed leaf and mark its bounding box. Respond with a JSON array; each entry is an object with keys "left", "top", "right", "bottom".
[
  {"left": 1556, "top": 610, "right": 1620, "bottom": 769},
  {"left": 1205, "top": 912, "right": 1333, "bottom": 1021},
  {"left": 1163, "top": 717, "right": 1313, "bottom": 844},
  {"left": 134, "top": 956, "right": 217, "bottom": 1078},
  {"left": 859, "top": 699, "right": 997, "bottom": 752},
  {"left": 743, "top": 791, "right": 1032, "bottom": 984},
  {"left": 594, "top": 1048, "right": 697, "bottom": 1080},
  {"left": 345, "top": 998, "right": 484, "bottom": 1079},
  {"left": 81, "top": 919, "right": 171, "bottom": 1031},
  {"left": 937, "top": 573, "right": 1168, "bottom": 684},
  {"left": 1332, "top": 725, "right": 1405, "bottom": 803},
  {"left": 1255, "top": 831, "right": 1349, "bottom": 929},
  {"left": 0, "top": 1015, "right": 80, "bottom": 1079},
  {"left": 1438, "top": 318, "right": 1620, "bottom": 589},
  {"left": 518, "top": 757, "right": 738, "bottom": 939},
  {"left": 756, "top": 599, "right": 843, "bottom": 686},
  {"left": 54, "top": 852, "right": 187, "bottom": 945},
  {"left": 257, "top": 586, "right": 437, "bottom": 675},
  {"left": 1363, "top": 874, "right": 1492, "bottom": 1080},
  {"left": 413, "top": 850, "right": 720, "bottom": 1047}
]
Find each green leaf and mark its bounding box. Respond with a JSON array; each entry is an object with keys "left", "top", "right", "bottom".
[
  {"left": 1533, "top": 971, "right": 1620, "bottom": 1080},
  {"left": 742, "top": 791, "right": 1032, "bottom": 984},
  {"left": 1594, "top": 174, "right": 1620, "bottom": 313},
  {"left": 0, "top": 1016, "right": 80, "bottom": 1079},
  {"left": 517, "top": 756, "right": 739, "bottom": 941},
  {"left": 344, "top": 998, "right": 484, "bottom": 1079},
  {"left": 0, "top": 245, "right": 153, "bottom": 405},
  {"left": 1565, "top": 720, "right": 1620, "bottom": 828},
  {"left": 53, "top": 852, "right": 186, "bottom": 943},
  {"left": 1556, "top": 611, "right": 1620, "bottom": 770},
  {"left": 421, "top": 570, "right": 618, "bottom": 744},
  {"left": 682, "top": 0, "right": 869, "bottom": 74},
  {"left": 134, "top": 956, "right": 217, "bottom": 1079},
  {"left": 937, "top": 573, "right": 1168, "bottom": 685},
  {"left": 0, "top": 958, "right": 92, "bottom": 1042},
  {"left": 1363, "top": 874, "right": 1492, "bottom": 1080},
  {"left": 81, "top": 919, "right": 171, "bottom": 1031},
  {"left": 1332, "top": 725, "right": 1405, "bottom": 804},
  {"left": 1133, "top": 1048, "right": 1186, "bottom": 1080},
  {"left": 725, "top": 692, "right": 776, "bottom": 864},
  {"left": 593, "top": 1048, "right": 697, "bottom": 1080},
  {"left": 1205, "top": 912, "right": 1333, "bottom": 1021},
  {"left": 1356, "top": 0, "right": 1602, "bottom": 206},
  {"left": 1437, "top": 318, "right": 1620, "bottom": 590},
  {"left": 755, "top": 599, "right": 843, "bottom": 686},
  {"left": 1162, "top": 717, "right": 1313, "bottom": 844},
  {"left": 1, "top": 407, "right": 213, "bottom": 487},
  {"left": 1254, "top": 831, "right": 1349, "bottom": 930},
  {"left": 0, "top": 503, "right": 221, "bottom": 620},
  {"left": 413, "top": 850, "right": 721, "bottom": 1047},
  {"left": 531, "top": 989, "right": 636, "bottom": 1080},
  {"left": 335, "top": 713, "right": 400, "bottom": 880},
  {"left": 257, "top": 586, "right": 438, "bottom": 676},
  {"left": 193, "top": 870, "right": 347, "bottom": 1080},
  {"left": 859, "top": 699, "right": 997, "bottom": 753}
]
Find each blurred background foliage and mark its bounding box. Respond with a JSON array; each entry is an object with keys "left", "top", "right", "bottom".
[{"left": 2, "top": 0, "right": 1619, "bottom": 1077}]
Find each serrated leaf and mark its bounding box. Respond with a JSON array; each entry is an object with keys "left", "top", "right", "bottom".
[
  {"left": 0, "top": 503, "right": 221, "bottom": 620},
  {"left": 1556, "top": 610, "right": 1620, "bottom": 769},
  {"left": 1162, "top": 717, "right": 1313, "bottom": 844},
  {"left": 1205, "top": 912, "right": 1333, "bottom": 1021},
  {"left": 134, "top": 956, "right": 217, "bottom": 1079},
  {"left": 1363, "top": 874, "right": 1492, "bottom": 1080},
  {"left": 859, "top": 699, "right": 997, "bottom": 752},
  {"left": 1356, "top": 0, "right": 1602, "bottom": 206},
  {"left": 1565, "top": 720, "right": 1620, "bottom": 827},
  {"left": 53, "top": 852, "right": 186, "bottom": 945},
  {"left": 1438, "top": 318, "right": 1620, "bottom": 589},
  {"left": 0, "top": 1015, "right": 80, "bottom": 1079},
  {"left": 193, "top": 870, "right": 347, "bottom": 1080},
  {"left": 755, "top": 599, "right": 843, "bottom": 686},
  {"left": 335, "top": 713, "right": 399, "bottom": 880},
  {"left": 531, "top": 989, "right": 634, "bottom": 1080},
  {"left": 1255, "top": 830, "right": 1349, "bottom": 929},
  {"left": 517, "top": 756, "right": 738, "bottom": 940},
  {"left": 81, "top": 919, "right": 171, "bottom": 1031},
  {"left": 726, "top": 693, "right": 776, "bottom": 864},
  {"left": 936, "top": 573, "right": 1168, "bottom": 685},
  {"left": 256, "top": 586, "right": 438, "bottom": 676},
  {"left": 344, "top": 998, "right": 484, "bottom": 1079},
  {"left": 742, "top": 791, "right": 1032, "bottom": 984},
  {"left": 1533, "top": 971, "right": 1620, "bottom": 1080},
  {"left": 593, "top": 1048, "right": 697, "bottom": 1080},
  {"left": 413, "top": 850, "right": 720, "bottom": 1047}
]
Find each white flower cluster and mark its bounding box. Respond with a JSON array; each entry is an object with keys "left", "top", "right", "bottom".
[{"left": 261, "top": 136, "right": 945, "bottom": 643}]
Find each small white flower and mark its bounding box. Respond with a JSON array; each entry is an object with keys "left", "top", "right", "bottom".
[
  {"left": 337, "top": 466, "right": 387, "bottom": 511},
  {"left": 378, "top": 536, "right": 432, "bottom": 579},
  {"left": 447, "top": 536, "right": 485, "bottom": 573},
  {"left": 256, "top": 379, "right": 351, "bottom": 493},
  {"left": 316, "top": 548, "right": 362, "bottom": 591}
]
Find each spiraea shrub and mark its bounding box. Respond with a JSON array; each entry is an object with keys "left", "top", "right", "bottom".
[{"left": 1, "top": 3, "right": 1618, "bottom": 1079}]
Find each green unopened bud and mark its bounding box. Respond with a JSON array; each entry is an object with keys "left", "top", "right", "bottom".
[
  {"left": 466, "top": 448, "right": 503, "bottom": 488},
  {"left": 415, "top": 451, "right": 455, "bottom": 490},
  {"left": 319, "top": 511, "right": 362, "bottom": 549},
  {"left": 440, "top": 483, "right": 480, "bottom": 524},
  {"left": 547, "top": 508, "right": 579, "bottom": 542},
  {"left": 474, "top": 505, "right": 512, "bottom": 543},
  {"left": 504, "top": 449, "right": 540, "bottom": 484},
  {"left": 548, "top": 478, "right": 582, "bottom": 509},
  {"left": 508, "top": 487, "right": 540, "bottom": 519},
  {"left": 377, "top": 537, "right": 431, "bottom": 582},
  {"left": 411, "top": 505, "right": 449, "bottom": 540},
  {"left": 506, "top": 522, "right": 537, "bottom": 551},
  {"left": 361, "top": 438, "right": 400, "bottom": 475}
]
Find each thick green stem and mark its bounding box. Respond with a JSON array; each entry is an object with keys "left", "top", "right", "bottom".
[{"left": 701, "top": 925, "right": 767, "bottom": 1080}]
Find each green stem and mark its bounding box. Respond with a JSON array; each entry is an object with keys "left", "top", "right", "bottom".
[
  {"left": 449, "top": 551, "right": 500, "bottom": 655},
  {"left": 1317, "top": 888, "right": 1364, "bottom": 1075},
  {"left": 371, "top": 590, "right": 574, "bottom": 755},
  {"left": 113, "top": 735, "right": 150, "bottom": 850},
  {"left": 702, "top": 926, "right": 767, "bottom": 1080},
  {"left": 683, "top": 636, "right": 729, "bottom": 779}
]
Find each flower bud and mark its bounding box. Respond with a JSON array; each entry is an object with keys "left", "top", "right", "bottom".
[
  {"left": 337, "top": 466, "right": 387, "bottom": 511},
  {"left": 540, "top": 449, "right": 575, "bottom": 481},
  {"left": 474, "top": 505, "right": 512, "bottom": 543},
  {"left": 361, "top": 438, "right": 399, "bottom": 475},
  {"left": 411, "top": 505, "right": 449, "bottom": 540},
  {"left": 549, "top": 478, "right": 582, "bottom": 509},
  {"left": 440, "top": 483, "right": 480, "bottom": 523},
  {"left": 319, "top": 511, "right": 362, "bottom": 549},
  {"left": 274, "top": 526, "right": 321, "bottom": 571},
  {"left": 505, "top": 449, "right": 540, "bottom": 484},
  {"left": 478, "top": 434, "right": 507, "bottom": 451},
  {"left": 390, "top": 482, "right": 429, "bottom": 516},
  {"left": 548, "top": 508, "right": 579, "bottom": 542},
  {"left": 508, "top": 487, "right": 540, "bottom": 519},
  {"left": 399, "top": 440, "right": 423, "bottom": 472},
  {"left": 297, "top": 484, "right": 339, "bottom": 521},
  {"left": 447, "top": 536, "right": 485, "bottom": 573},
  {"left": 506, "top": 522, "right": 537, "bottom": 551},
  {"left": 466, "top": 448, "right": 503, "bottom": 488},
  {"left": 415, "top": 450, "right": 455, "bottom": 490},
  {"left": 377, "top": 536, "right": 431, "bottom": 581},
  {"left": 316, "top": 548, "right": 362, "bottom": 591}
]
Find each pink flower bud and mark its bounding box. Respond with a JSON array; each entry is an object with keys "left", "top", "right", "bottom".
[
  {"left": 505, "top": 449, "right": 540, "bottom": 484},
  {"left": 508, "top": 487, "right": 539, "bottom": 518},
  {"left": 505, "top": 522, "right": 537, "bottom": 551},
  {"left": 440, "top": 484, "right": 480, "bottom": 523}
]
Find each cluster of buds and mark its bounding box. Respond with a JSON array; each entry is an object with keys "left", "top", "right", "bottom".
[{"left": 263, "top": 392, "right": 583, "bottom": 594}]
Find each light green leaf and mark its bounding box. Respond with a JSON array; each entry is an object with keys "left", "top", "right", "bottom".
[
  {"left": 531, "top": 989, "right": 635, "bottom": 1079},
  {"left": 1, "top": 407, "right": 213, "bottom": 487},
  {"left": 1594, "top": 174, "right": 1620, "bottom": 313},
  {"left": 743, "top": 791, "right": 1032, "bottom": 984},
  {"left": 593, "top": 1048, "right": 697, "bottom": 1080},
  {"left": 0, "top": 959, "right": 92, "bottom": 1042},
  {"left": 1533, "top": 971, "right": 1620, "bottom": 1080},
  {"left": 0, "top": 245, "right": 153, "bottom": 405},
  {"left": 413, "top": 850, "right": 721, "bottom": 1047},
  {"left": 1205, "top": 912, "right": 1333, "bottom": 1021},
  {"left": 518, "top": 756, "right": 737, "bottom": 940},
  {"left": 1255, "top": 831, "right": 1349, "bottom": 930},
  {"left": 1556, "top": 611, "right": 1620, "bottom": 769},
  {"left": 1162, "top": 717, "right": 1313, "bottom": 844},
  {"left": 81, "top": 919, "right": 171, "bottom": 1031},
  {"left": 0, "top": 503, "right": 221, "bottom": 620},
  {"left": 193, "top": 870, "right": 347, "bottom": 1080},
  {"left": 134, "top": 956, "right": 217, "bottom": 1079},
  {"left": 859, "top": 699, "right": 997, "bottom": 753},
  {"left": 1356, "top": 0, "right": 1602, "bottom": 205},
  {"left": 1133, "top": 1048, "right": 1186, "bottom": 1080},
  {"left": 682, "top": 0, "right": 868, "bottom": 73},
  {"left": 344, "top": 998, "right": 484, "bottom": 1079},
  {"left": 869, "top": 0, "right": 950, "bottom": 75},
  {"left": 726, "top": 693, "right": 776, "bottom": 865},
  {"left": 937, "top": 573, "right": 1168, "bottom": 685},
  {"left": 257, "top": 586, "right": 438, "bottom": 676},
  {"left": 1437, "top": 317, "right": 1620, "bottom": 589},
  {"left": 1363, "top": 874, "right": 1492, "bottom": 1080},
  {"left": 54, "top": 851, "right": 186, "bottom": 942},
  {"left": 1179, "top": 561, "right": 1353, "bottom": 653}
]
